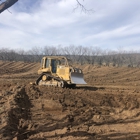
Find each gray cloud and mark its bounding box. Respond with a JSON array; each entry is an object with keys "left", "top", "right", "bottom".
[{"left": 0, "top": 0, "right": 140, "bottom": 51}]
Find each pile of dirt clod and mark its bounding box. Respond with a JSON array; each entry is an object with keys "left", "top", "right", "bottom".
[
  {"left": 0, "top": 84, "right": 140, "bottom": 140},
  {"left": 0, "top": 85, "right": 33, "bottom": 140}
]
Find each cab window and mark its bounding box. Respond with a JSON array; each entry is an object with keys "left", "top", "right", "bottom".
[
  {"left": 45, "top": 59, "right": 49, "bottom": 68},
  {"left": 51, "top": 59, "right": 60, "bottom": 73}
]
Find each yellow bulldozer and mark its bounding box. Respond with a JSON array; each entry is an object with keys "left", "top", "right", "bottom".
[{"left": 36, "top": 56, "right": 86, "bottom": 88}]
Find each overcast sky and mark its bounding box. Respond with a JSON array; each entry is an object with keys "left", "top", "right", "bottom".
[{"left": 0, "top": 0, "right": 140, "bottom": 51}]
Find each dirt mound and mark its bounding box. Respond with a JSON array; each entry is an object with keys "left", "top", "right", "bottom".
[
  {"left": 0, "top": 84, "right": 140, "bottom": 140},
  {"left": 0, "top": 61, "right": 140, "bottom": 139},
  {"left": 0, "top": 60, "right": 40, "bottom": 77}
]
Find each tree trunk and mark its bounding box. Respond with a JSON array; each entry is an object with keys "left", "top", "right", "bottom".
[{"left": 0, "top": 0, "right": 18, "bottom": 13}]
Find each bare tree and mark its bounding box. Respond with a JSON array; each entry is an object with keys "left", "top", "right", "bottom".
[
  {"left": 43, "top": 46, "right": 61, "bottom": 56},
  {"left": 0, "top": 0, "right": 90, "bottom": 14},
  {"left": 28, "top": 46, "right": 44, "bottom": 62}
]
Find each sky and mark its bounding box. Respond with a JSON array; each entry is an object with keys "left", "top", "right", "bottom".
[{"left": 0, "top": 0, "right": 140, "bottom": 51}]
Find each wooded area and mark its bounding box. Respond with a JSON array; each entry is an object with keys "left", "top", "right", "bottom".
[{"left": 0, "top": 46, "right": 140, "bottom": 67}]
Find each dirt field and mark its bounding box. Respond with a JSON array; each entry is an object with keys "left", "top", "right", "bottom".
[{"left": 0, "top": 60, "right": 140, "bottom": 140}]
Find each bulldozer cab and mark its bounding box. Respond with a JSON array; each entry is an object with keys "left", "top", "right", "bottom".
[
  {"left": 40, "top": 58, "right": 49, "bottom": 68},
  {"left": 41, "top": 58, "right": 60, "bottom": 73},
  {"left": 40, "top": 56, "right": 68, "bottom": 74}
]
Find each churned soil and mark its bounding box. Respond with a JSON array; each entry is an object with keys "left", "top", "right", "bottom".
[{"left": 0, "top": 60, "right": 140, "bottom": 140}]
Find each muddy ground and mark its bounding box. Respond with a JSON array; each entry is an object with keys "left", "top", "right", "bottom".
[{"left": 0, "top": 60, "right": 140, "bottom": 140}]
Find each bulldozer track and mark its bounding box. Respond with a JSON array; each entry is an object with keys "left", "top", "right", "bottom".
[{"left": 36, "top": 73, "right": 68, "bottom": 88}]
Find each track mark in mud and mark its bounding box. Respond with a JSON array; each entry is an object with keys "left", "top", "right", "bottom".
[
  {"left": 0, "top": 86, "right": 34, "bottom": 140},
  {"left": 0, "top": 84, "right": 140, "bottom": 140},
  {"left": 0, "top": 61, "right": 140, "bottom": 139},
  {"left": 22, "top": 85, "right": 140, "bottom": 139}
]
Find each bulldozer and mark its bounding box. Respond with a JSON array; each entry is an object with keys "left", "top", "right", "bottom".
[{"left": 36, "top": 56, "right": 86, "bottom": 88}]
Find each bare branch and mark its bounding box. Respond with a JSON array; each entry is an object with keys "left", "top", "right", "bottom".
[
  {"left": 74, "top": 0, "right": 94, "bottom": 14},
  {"left": 0, "top": 0, "right": 18, "bottom": 13},
  {"left": 0, "top": 0, "right": 94, "bottom": 14}
]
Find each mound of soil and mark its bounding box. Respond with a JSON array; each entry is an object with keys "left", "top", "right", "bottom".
[{"left": 0, "top": 61, "right": 140, "bottom": 140}]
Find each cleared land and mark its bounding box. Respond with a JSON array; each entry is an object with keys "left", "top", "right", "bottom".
[{"left": 0, "top": 60, "right": 140, "bottom": 140}]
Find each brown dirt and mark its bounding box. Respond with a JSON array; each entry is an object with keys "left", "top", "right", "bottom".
[{"left": 0, "top": 61, "right": 140, "bottom": 140}]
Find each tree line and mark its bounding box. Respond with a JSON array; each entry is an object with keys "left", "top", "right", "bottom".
[{"left": 0, "top": 46, "right": 140, "bottom": 67}]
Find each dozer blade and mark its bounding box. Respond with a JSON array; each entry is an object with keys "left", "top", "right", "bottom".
[{"left": 71, "top": 72, "right": 87, "bottom": 84}]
